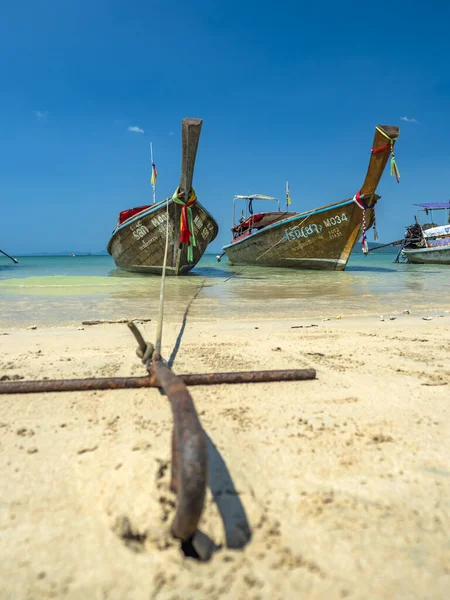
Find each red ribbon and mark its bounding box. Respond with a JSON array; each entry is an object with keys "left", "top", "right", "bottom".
[
  {"left": 180, "top": 207, "right": 190, "bottom": 244},
  {"left": 392, "top": 162, "right": 400, "bottom": 183},
  {"left": 371, "top": 144, "right": 390, "bottom": 154},
  {"left": 179, "top": 194, "right": 197, "bottom": 245},
  {"left": 353, "top": 190, "right": 365, "bottom": 209}
]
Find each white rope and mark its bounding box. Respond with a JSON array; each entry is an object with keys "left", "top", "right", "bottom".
[{"left": 155, "top": 195, "right": 170, "bottom": 355}]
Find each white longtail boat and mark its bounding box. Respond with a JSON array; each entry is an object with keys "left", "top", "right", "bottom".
[{"left": 400, "top": 202, "right": 450, "bottom": 265}]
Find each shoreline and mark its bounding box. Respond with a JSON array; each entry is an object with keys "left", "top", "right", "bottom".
[
  {"left": 1, "top": 306, "right": 449, "bottom": 333},
  {"left": 2, "top": 252, "right": 450, "bottom": 331}
]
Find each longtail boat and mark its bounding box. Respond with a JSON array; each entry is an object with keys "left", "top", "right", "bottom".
[
  {"left": 399, "top": 202, "right": 450, "bottom": 264},
  {"left": 107, "top": 118, "right": 218, "bottom": 275},
  {"left": 222, "top": 124, "right": 400, "bottom": 271}
]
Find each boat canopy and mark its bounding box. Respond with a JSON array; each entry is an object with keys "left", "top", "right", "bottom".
[
  {"left": 423, "top": 224, "right": 450, "bottom": 238},
  {"left": 234, "top": 194, "right": 278, "bottom": 201},
  {"left": 414, "top": 202, "right": 450, "bottom": 209},
  {"left": 232, "top": 194, "right": 281, "bottom": 226},
  {"left": 231, "top": 194, "right": 280, "bottom": 229}
]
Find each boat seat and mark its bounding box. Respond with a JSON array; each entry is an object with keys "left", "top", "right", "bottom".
[
  {"left": 232, "top": 213, "right": 265, "bottom": 235},
  {"left": 118, "top": 205, "right": 151, "bottom": 225}
]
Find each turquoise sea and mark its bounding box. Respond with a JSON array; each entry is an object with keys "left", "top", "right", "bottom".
[{"left": 1, "top": 253, "right": 449, "bottom": 328}]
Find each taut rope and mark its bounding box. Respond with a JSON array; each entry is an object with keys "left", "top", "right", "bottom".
[{"left": 155, "top": 194, "right": 171, "bottom": 356}]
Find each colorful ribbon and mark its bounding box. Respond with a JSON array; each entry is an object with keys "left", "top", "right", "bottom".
[
  {"left": 353, "top": 128, "right": 399, "bottom": 252},
  {"left": 373, "top": 126, "right": 400, "bottom": 183},
  {"left": 355, "top": 191, "right": 378, "bottom": 241},
  {"left": 353, "top": 191, "right": 378, "bottom": 247},
  {"left": 172, "top": 187, "right": 197, "bottom": 262},
  {"left": 353, "top": 192, "right": 369, "bottom": 254}
]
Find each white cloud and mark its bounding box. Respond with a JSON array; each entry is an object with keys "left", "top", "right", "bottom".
[
  {"left": 400, "top": 116, "right": 419, "bottom": 124},
  {"left": 128, "top": 125, "right": 144, "bottom": 134},
  {"left": 35, "top": 110, "right": 48, "bottom": 120}
]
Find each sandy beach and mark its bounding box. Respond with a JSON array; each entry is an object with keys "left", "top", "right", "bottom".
[{"left": 1, "top": 312, "right": 449, "bottom": 599}]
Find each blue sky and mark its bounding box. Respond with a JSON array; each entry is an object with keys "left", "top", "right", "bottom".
[{"left": 1, "top": 0, "right": 450, "bottom": 254}]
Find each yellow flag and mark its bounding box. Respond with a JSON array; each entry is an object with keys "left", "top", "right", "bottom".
[
  {"left": 150, "top": 162, "right": 157, "bottom": 185},
  {"left": 286, "top": 181, "right": 291, "bottom": 206}
]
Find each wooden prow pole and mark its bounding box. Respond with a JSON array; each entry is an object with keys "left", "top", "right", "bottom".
[
  {"left": 178, "top": 118, "right": 202, "bottom": 199},
  {"left": 173, "top": 118, "right": 203, "bottom": 274},
  {"left": 359, "top": 125, "right": 400, "bottom": 205}
]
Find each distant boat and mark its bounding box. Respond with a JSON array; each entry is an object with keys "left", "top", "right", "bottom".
[
  {"left": 69, "top": 253, "right": 76, "bottom": 257},
  {"left": 400, "top": 202, "right": 450, "bottom": 264},
  {"left": 107, "top": 118, "right": 218, "bottom": 275},
  {"left": 221, "top": 124, "right": 400, "bottom": 271}
]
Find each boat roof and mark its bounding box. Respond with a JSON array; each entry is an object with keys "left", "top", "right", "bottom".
[
  {"left": 414, "top": 202, "right": 450, "bottom": 209},
  {"left": 234, "top": 194, "right": 278, "bottom": 201},
  {"left": 423, "top": 224, "right": 450, "bottom": 237}
]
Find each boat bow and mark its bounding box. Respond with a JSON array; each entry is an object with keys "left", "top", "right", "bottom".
[
  {"left": 172, "top": 118, "right": 203, "bottom": 269},
  {"left": 357, "top": 124, "right": 400, "bottom": 207},
  {"left": 352, "top": 125, "right": 400, "bottom": 248}
]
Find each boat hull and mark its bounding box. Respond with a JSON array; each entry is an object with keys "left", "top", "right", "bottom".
[
  {"left": 107, "top": 199, "right": 218, "bottom": 275},
  {"left": 223, "top": 198, "right": 372, "bottom": 271},
  {"left": 223, "top": 123, "right": 399, "bottom": 272},
  {"left": 401, "top": 246, "right": 450, "bottom": 265}
]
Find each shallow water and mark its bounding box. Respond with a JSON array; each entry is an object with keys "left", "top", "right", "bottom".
[{"left": 1, "top": 253, "right": 449, "bottom": 327}]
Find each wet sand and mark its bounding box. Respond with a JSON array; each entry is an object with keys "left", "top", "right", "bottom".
[
  {"left": 2, "top": 253, "right": 450, "bottom": 329},
  {"left": 0, "top": 313, "right": 449, "bottom": 599}
]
